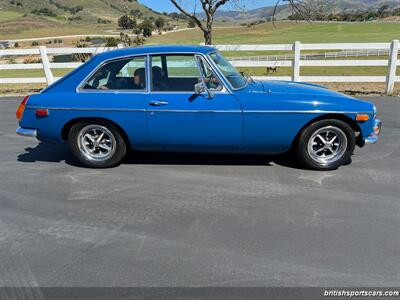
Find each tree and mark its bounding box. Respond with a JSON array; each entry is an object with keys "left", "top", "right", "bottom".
[
  {"left": 170, "top": 0, "right": 245, "bottom": 45},
  {"left": 72, "top": 41, "right": 91, "bottom": 62},
  {"left": 378, "top": 4, "right": 389, "bottom": 18},
  {"left": 133, "top": 36, "right": 146, "bottom": 46},
  {"left": 154, "top": 17, "right": 166, "bottom": 33},
  {"left": 273, "top": 0, "right": 330, "bottom": 22},
  {"left": 140, "top": 19, "right": 155, "bottom": 37},
  {"left": 105, "top": 37, "right": 118, "bottom": 47},
  {"left": 188, "top": 18, "right": 196, "bottom": 28},
  {"left": 120, "top": 32, "right": 132, "bottom": 46},
  {"left": 118, "top": 14, "right": 136, "bottom": 29},
  {"left": 130, "top": 9, "right": 143, "bottom": 18}
]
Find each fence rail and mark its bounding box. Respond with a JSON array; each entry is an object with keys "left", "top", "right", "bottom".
[
  {"left": 227, "top": 49, "right": 391, "bottom": 62},
  {"left": 0, "top": 41, "right": 399, "bottom": 94}
]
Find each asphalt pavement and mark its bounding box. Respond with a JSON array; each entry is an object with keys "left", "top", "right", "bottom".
[{"left": 0, "top": 96, "right": 399, "bottom": 290}]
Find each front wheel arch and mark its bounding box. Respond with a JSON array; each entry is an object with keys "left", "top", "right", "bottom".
[
  {"left": 290, "top": 113, "right": 362, "bottom": 151},
  {"left": 61, "top": 117, "right": 131, "bottom": 148},
  {"left": 296, "top": 118, "right": 356, "bottom": 170}
]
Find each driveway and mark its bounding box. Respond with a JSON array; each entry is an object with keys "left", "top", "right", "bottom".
[{"left": 0, "top": 96, "right": 399, "bottom": 289}]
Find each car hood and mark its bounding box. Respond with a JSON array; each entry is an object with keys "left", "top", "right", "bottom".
[
  {"left": 239, "top": 80, "right": 375, "bottom": 113},
  {"left": 260, "top": 80, "right": 348, "bottom": 97}
]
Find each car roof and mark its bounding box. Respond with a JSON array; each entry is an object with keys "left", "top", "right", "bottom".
[{"left": 96, "top": 45, "right": 217, "bottom": 60}]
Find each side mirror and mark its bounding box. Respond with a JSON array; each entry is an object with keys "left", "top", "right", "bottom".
[{"left": 194, "top": 82, "right": 214, "bottom": 99}]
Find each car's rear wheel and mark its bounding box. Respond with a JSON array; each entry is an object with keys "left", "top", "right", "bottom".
[
  {"left": 297, "top": 119, "right": 355, "bottom": 170},
  {"left": 68, "top": 121, "right": 126, "bottom": 168}
]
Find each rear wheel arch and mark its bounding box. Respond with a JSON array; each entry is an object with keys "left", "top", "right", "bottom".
[{"left": 61, "top": 117, "right": 131, "bottom": 147}]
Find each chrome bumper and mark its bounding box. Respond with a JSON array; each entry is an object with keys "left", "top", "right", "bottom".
[
  {"left": 16, "top": 127, "right": 37, "bottom": 138},
  {"left": 364, "top": 119, "right": 382, "bottom": 144}
]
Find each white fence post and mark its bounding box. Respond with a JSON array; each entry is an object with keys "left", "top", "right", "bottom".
[
  {"left": 385, "top": 39, "right": 399, "bottom": 95},
  {"left": 292, "top": 41, "right": 301, "bottom": 82},
  {"left": 39, "top": 46, "right": 54, "bottom": 86}
]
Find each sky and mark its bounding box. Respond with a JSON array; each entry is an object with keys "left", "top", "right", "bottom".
[{"left": 138, "top": 0, "right": 278, "bottom": 13}]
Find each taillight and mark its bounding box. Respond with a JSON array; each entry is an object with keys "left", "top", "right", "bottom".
[{"left": 16, "top": 95, "right": 29, "bottom": 121}]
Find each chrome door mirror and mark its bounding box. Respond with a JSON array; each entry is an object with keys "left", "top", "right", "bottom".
[{"left": 194, "top": 82, "right": 214, "bottom": 99}]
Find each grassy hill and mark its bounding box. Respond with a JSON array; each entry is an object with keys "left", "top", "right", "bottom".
[
  {"left": 0, "top": 0, "right": 162, "bottom": 21},
  {"left": 0, "top": 0, "right": 167, "bottom": 39},
  {"left": 209, "top": 0, "right": 400, "bottom": 21}
]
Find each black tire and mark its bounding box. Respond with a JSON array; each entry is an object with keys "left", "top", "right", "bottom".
[
  {"left": 297, "top": 119, "right": 355, "bottom": 170},
  {"left": 68, "top": 121, "right": 126, "bottom": 168}
]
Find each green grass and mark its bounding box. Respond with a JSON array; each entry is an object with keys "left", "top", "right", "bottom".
[
  {"left": 0, "top": 69, "right": 73, "bottom": 78},
  {"left": 0, "top": 18, "right": 129, "bottom": 40},
  {"left": 238, "top": 66, "right": 400, "bottom": 77},
  {"left": 0, "top": 10, "right": 23, "bottom": 21},
  {"left": 148, "top": 22, "right": 400, "bottom": 45}
]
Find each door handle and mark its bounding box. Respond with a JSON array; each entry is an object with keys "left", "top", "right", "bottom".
[{"left": 149, "top": 100, "right": 168, "bottom": 106}]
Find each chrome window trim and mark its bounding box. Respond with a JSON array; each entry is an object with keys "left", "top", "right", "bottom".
[
  {"left": 77, "top": 89, "right": 148, "bottom": 94},
  {"left": 148, "top": 52, "right": 229, "bottom": 94},
  {"left": 76, "top": 50, "right": 232, "bottom": 95},
  {"left": 76, "top": 54, "right": 149, "bottom": 93},
  {"left": 195, "top": 54, "right": 224, "bottom": 92},
  {"left": 207, "top": 50, "right": 248, "bottom": 92},
  {"left": 146, "top": 53, "right": 152, "bottom": 93}
]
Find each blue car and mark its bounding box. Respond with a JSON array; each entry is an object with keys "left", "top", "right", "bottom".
[{"left": 16, "top": 45, "right": 381, "bottom": 170}]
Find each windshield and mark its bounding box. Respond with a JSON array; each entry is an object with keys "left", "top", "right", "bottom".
[{"left": 209, "top": 51, "right": 247, "bottom": 89}]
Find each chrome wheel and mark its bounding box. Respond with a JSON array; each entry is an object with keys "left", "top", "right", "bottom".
[
  {"left": 307, "top": 126, "right": 347, "bottom": 166},
  {"left": 77, "top": 125, "right": 116, "bottom": 162}
]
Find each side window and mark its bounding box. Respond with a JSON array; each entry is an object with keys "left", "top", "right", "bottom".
[
  {"left": 82, "top": 56, "right": 146, "bottom": 91},
  {"left": 196, "top": 56, "right": 223, "bottom": 91},
  {"left": 150, "top": 54, "right": 201, "bottom": 92}
]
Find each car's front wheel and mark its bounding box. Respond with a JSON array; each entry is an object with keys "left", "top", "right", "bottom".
[
  {"left": 297, "top": 119, "right": 355, "bottom": 170},
  {"left": 68, "top": 121, "right": 126, "bottom": 168}
]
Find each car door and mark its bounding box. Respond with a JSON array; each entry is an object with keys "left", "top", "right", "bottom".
[
  {"left": 78, "top": 55, "right": 150, "bottom": 147},
  {"left": 146, "top": 53, "right": 242, "bottom": 152}
]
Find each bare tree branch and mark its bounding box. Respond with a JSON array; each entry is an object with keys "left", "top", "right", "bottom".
[
  {"left": 170, "top": 0, "right": 207, "bottom": 32},
  {"left": 170, "top": 0, "right": 244, "bottom": 44},
  {"left": 212, "top": 0, "right": 230, "bottom": 14},
  {"left": 273, "top": 0, "right": 324, "bottom": 25}
]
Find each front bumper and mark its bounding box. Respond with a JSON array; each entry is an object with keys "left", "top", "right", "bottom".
[
  {"left": 364, "top": 119, "right": 382, "bottom": 144},
  {"left": 16, "top": 127, "right": 38, "bottom": 138}
]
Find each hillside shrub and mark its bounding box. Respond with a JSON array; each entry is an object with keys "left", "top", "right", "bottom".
[{"left": 31, "top": 8, "right": 57, "bottom": 17}]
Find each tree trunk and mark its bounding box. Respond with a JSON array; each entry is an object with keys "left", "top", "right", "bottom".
[
  {"left": 204, "top": 20, "right": 213, "bottom": 45},
  {"left": 204, "top": 30, "right": 212, "bottom": 45}
]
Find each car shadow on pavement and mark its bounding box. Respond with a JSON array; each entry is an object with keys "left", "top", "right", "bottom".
[
  {"left": 17, "top": 142, "right": 75, "bottom": 164},
  {"left": 17, "top": 142, "right": 306, "bottom": 169}
]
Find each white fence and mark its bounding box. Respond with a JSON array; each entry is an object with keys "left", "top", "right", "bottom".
[
  {"left": 216, "top": 40, "right": 400, "bottom": 94},
  {"left": 1, "top": 41, "right": 399, "bottom": 94},
  {"left": 0, "top": 46, "right": 117, "bottom": 85}
]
